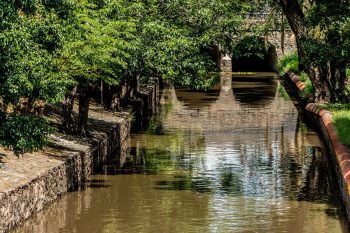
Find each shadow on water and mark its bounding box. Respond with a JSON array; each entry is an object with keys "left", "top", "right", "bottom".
[
  {"left": 103, "top": 147, "right": 175, "bottom": 175},
  {"left": 12, "top": 73, "right": 350, "bottom": 233},
  {"left": 154, "top": 178, "right": 212, "bottom": 193},
  {"left": 297, "top": 147, "right": 333, "bottom": 204}
]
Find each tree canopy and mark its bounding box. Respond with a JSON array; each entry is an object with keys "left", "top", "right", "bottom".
[
  {"left": 0, "top": 0, "right": 251, "bottom": 153},
  {"left": 0, "top": 0, "right": 348, "bottom": 154}
]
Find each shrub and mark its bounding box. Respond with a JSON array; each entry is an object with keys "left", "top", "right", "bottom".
[
  {"left": 301, "top": 79, "right": 315, "bottom": 97},
  {"left": 0, "top": 114, "right": 53, "bottom": 155},
  {"left": 278, "top": 53, "right": 299, "bottom": 75}
]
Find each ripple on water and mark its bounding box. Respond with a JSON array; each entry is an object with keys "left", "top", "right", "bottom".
[{"left": 11, "top": 75, "right": 348, "bottom": 233}]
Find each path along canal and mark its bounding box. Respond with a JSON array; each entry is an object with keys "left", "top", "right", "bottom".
[{"left": 13, "top": 73, "right": 349, "bottom": 233}]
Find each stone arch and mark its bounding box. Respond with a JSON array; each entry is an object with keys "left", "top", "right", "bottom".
[{"left": 231, "top": 36, "right": 278, "bottom": 72}]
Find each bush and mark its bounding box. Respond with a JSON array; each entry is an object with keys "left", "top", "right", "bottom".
[
  {"left": 278, "top": 53, "right": 300, "bottom": 75},
  {"left": 301, "top": 79, "right": 315, "bottom": 96},
  {"left": 0, "top": 114, "right": 53, "bottom": 155}
]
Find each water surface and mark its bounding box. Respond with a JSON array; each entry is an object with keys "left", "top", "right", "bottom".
[{"left": 13, "top": 73, "right": 349, "bottom": 233}]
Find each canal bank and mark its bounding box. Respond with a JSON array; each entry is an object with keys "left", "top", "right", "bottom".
[
  {"left": 283, "top": 71, "right": 350, "bottom": 221},
  {"left": 0, "top": 82, "right": 159, "bottom": 233},
  {"left": 12, "top": 73, "right": 348, "bottom": 233}
]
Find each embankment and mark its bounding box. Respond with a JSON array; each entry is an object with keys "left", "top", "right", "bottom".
[
  {"left": 283, "top": 72, "right": 350, "bottom": 218},
  {"left": 0, "top": 83, "right": 159, "bottom": 233}
]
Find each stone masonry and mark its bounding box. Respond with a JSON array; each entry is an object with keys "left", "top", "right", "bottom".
[{"left": 0, "top": 83, "right": 159, "bottom": 233}]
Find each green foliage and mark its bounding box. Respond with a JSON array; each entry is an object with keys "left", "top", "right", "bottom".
[
  {"left": 303, "top": 2, "right": 350, "bottom": 69},
  {"left": 232, "top": 36, "right": 267, "bottom": 60},
  {"left": 0, "top": 0, "right": 71, "bottom": 154},
  {"left": 0, "top": 114, "right": 53, "bottom": 155},
  {"left": 278, "top": 53, "right": 314, "bottom": 97},
  {"left": 0, "top": 0, "right": 251, "bottom": 154},
  {"left": 278, "top": 53, "right": 299, "bottom": 75},
  {"left": 0, "top": 24, "right": 68, "bottom": 107},
  {"left": 300, "top": 78, "right": 315, "bottom": 97}
]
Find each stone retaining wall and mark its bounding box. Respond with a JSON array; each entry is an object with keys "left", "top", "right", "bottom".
[
  {"left": 0, "top": 83, "right": 159, "bottom": 233},
  {"left": 267, "top": 30, "right": 296, "bottom": 57}
]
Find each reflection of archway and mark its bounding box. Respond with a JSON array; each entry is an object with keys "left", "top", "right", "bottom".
[
  {"left": 167, "top": 73, "right": 294, "bottom": 132},
  {"left": 232, "top": 79, "right": 278, "bottom": 107},
  {"left": 172, "top": 74, "right": 280, "bottom": 112},
  {"left": 174, "top": 83, "right": 221, "bottom": 110}
]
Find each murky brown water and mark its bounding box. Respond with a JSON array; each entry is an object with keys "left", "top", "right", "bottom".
[{"left": 13, "top": 73, "right": 349, "bottom": 233}]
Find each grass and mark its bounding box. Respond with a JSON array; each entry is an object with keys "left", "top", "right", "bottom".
[
  {"left": 278, "top": 53, "right": 299, "bottom": 75},
  {"left": 323, "top": 104, "right": 350, "bottom": 147},
  {"left": 333, "top": 111, "right": 350, "bottom": 147},
  {"left": 300, "top": 78, "right": 315, "bottom": 97},
  {"left": 278, "top": 53, "right": 315, "bottom": 97}
]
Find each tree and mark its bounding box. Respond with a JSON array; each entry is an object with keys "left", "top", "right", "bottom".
[
  {"left": 0, "top": 1, "right": 71, "bottom": 154},
  {"left": 59, "top": 0, "right": 133, "bottom": 135},
  {"left": 274, "top": 0, "right": 349, "bottom": 102},
  {"left": 0, "top": 0, "right": 253, "bottom": 154}
]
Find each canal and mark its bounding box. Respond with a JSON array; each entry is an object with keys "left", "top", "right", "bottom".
[{"left": 13, "top": 73, "right": 349, "bottom": 233}]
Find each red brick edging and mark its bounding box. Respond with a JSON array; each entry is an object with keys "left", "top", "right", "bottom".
[
  {"left": 287, "top": 71, "right": 306, "bottom": 91},
  {"left": 306, "top": 103, "right": 350, "bottom": 195},
  {"left": 286, "top": 71, "right": 350, "bottom": 196}
]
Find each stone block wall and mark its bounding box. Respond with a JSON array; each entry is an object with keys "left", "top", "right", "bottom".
[
  {"left": 0, "top": 83, "right": 159, "bottom": 233},
  {"left": 0, "top": 138, "right": 92, "bottom": 233},
  {"left": 267, "top": 30, "right": 297, "bottom": 57}
]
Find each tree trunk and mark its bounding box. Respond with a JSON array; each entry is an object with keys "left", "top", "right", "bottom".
[
  {"left": 77, "top": 81, "right": 90, "bottom": 136},
  {"left": 63, "top": 85, "right": 77, "bottom": 133},
  {"left": 279, "top": 0, "right": 349, "bottom": 103},
  {"left": 281, "top": 13, "right": 285, "bottom": 55},
  {"left": 328, "top": 62, "right": 348, "bottom": 102},
  {"left": 125, "top": 74, "right": 138, "bottom": 99},
  {"left": 100, "top": 80, "right": 104, "bottom": 105},
  {"left": 110, "top": 85, "right": 121, "bottom": 112},
  {"left": 102, "top": 83, "right": 121, "bottom": 111},
  {"left": 278, "top": 0, "right": 307, "bottom": 70},
  {"left": 308, "top": 66, "right": 332, "bottom": 103},
  {"left": 103, "top": 82, "right": 112, "bottom": 109}
]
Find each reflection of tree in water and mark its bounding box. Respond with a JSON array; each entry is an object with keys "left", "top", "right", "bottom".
[
  {"left": 155, "top": 74, "right": 338, "bottom": 202},
  {"left": 118, "top": 130, "right": 207, "bottom": 176},
  {"left": 298, "top": 147, "right": 334, "bottom": 204},
  {"left": 155, "top": 175, "right": 212, "bottom": 193},
  {"left": 146, "top": 102, "right": 173, "bottom": 135},
  {"left": 219, "top": 167, "right": 243, "bottom": 194}
]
